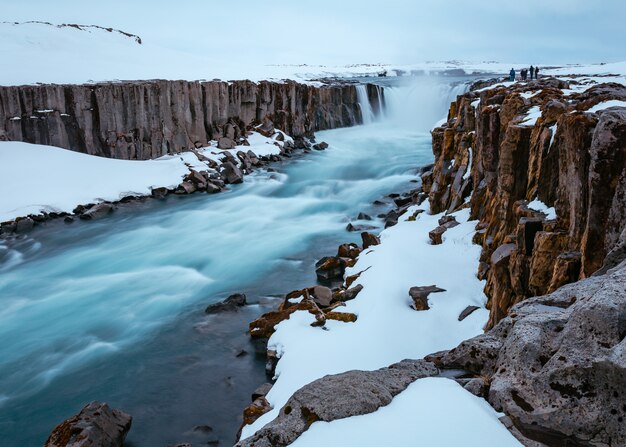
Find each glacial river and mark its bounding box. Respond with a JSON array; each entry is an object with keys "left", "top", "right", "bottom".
[{"left": 0, "top": 75, "right": 473, "bottom": 446}]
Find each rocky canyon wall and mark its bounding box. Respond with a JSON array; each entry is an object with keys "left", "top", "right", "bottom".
[
  {"left": 422, "top": 78, "right": 626, "bottom": 329},
  {"left": 0, "top": 80, "right": 381, "bottom": 160}
]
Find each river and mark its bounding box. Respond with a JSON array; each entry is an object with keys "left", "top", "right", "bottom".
[{"left": 0, "top": 74, "right": 475, "bottom": 446}]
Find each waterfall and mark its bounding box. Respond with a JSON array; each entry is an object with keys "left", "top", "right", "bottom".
[
  {"left": 356, "top": 84, "right": 375, "bottom": 124},
  {"left": 381, "top": 78, "right": 470, "bottom": 132}
]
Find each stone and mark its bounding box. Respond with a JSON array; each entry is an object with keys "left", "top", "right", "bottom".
[
  {"left": 242, "top": 396, "right": 272, "bottom": 427},
  {"left": 249, "top": 300, "right": 319, "bottom": 339},
  {"left": 315, "top": 256, "right": 347, "bottom": 281},
  {"left": 175, "top": 181, "right": 196, "bottom": 194},
  {"left": 346, "top": 223, "right": 375, "bottom": 232},
  {"left": 311, "top": 285, "right": 333, "bottom": 307},
  {"left": 312, "top": 141, "right": 329, "bottom": 150},
  {"left": 252, "top": 383, "right": 273, "bottom": 401},
  {"left": 458, "top": 305, "right": 480, "bottom": 321},
  {"left": 337, "top": 242, "right": 361, "bottom": 259},
  {"left": 217, "top": 137, "right": 236, "bottom": 149},
  {"left": 408, "top": 285, "right": 446, "bottom": 311},
  {"left": 428, "top": 225, "right": 447, "bottom": 245},
  {"left": 44, "top": 401, "right": 132, "bottom": 447},
  {"left": 235, "top": 360, "right": 438, "bottom": 447},
  {"left": 220, "top": 161, "right": 244, "bottom": 184},
  {"left": 325, "top": 311, "right": 357, "bottom": 323},
  {"left": 332, "top": 284, "right": 363, "bottom": 302},
  {"left": 151, "top": 186, "right": 169, "bottom": 198},
  {"left": 436, "top": 261, "right": 626, "bottom": 446},
  {"left": 361, "top": 232, "right": 380, "bottom": 249},
  {"left": 79, "top": 203, "right": 114, "bottom": 220},
  {"left": 15, "top": 217, "right": 35, "bottom": 233},
  {"left": 205, "top": 293, "right": 247, "bottom": 314}
]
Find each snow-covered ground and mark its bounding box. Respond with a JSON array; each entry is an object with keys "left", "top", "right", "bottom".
[
  {"left": 291, "top": 378, "right": 519, "bottom": 447},
  {"left": 1, "top": 21, "right": 625, "bottom": 86},
  {"left": 0, "top": 131, "right": 286, "bottom": 222},
  {"left": 239, "top": 206, "right": 521, "bottom": 445}
]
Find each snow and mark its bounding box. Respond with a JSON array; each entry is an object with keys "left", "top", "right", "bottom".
[
  {"left": 520, "top": 106, "right": 542, "bottom": 126},
  {"left": 528, "top": 198, "right": 557, "bottom": 220},
  {"left": 2, "top": 22, "right": 625, "bottom": 86},
  {"left": 291, "top": 378, "right": 521, "bottom": 447},
  {"left": 240, "top": 206, "right": 517, "bottom": 443},
  {"left": 0, "top": 131, "right": 288, "bottom": 222},
  {"left": 548, "top": 124, "right": 558, "bottom": 151},
  {"left": 585, "top": 100, "right": 626, "bottom": 113}
]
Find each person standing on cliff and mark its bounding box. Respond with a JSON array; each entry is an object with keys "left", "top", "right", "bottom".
[
  {"left": 510, "top": 68, "right": 516, "bottom": 82},
  {"left": 530, "top": 65, "right": 535, "bottom": 80},
  {"left": 535, "top": 66, "right": 540, "bottom": 79}
]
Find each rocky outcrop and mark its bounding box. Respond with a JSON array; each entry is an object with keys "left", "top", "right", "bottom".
[
  {"left": 0, "top": 80, "right": 379, "bottom": 160},
  {"left": 44, "top": 401, "right": 132, "bottom": 447},
  {"left": 423, "top": 78, "right": 626, "bottom": 329},
  {"left": 235, "top": 360, "right": 438, "bottom": 447},
  {"left": 429, "top": 260, "right": 626, "bottom": 447}
]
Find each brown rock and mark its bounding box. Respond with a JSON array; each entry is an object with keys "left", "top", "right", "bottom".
[
  {"left": 408, "top": 285, "right": 445, "bottom": 311},
  {"left": 361, "top": 232, "right": 380, "bottom": 249}
]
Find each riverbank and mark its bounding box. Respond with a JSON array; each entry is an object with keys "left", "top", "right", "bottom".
[{"left": 235, "top": 75, "right": 626, "bottom": 447}]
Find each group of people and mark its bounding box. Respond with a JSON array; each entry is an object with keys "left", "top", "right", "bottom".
[{"left": 509, "top": 65, "right": 540, "bottom": 81}]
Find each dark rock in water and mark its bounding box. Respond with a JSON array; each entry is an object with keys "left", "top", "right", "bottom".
[
  {"left": 312, "top": 141, "right": 329, "bottom": 150},
  {"left": 394, "top": 196, "right": 413, "bottom": 207},
  {"left": 15, "top": 217, "right": 35, "bottom": 233},
  {"left": 175, "top": 181, "right": 196, "bottom": 194},
  {"left": 193, "top": 425, "right": 214, "bottom": 434},
  {"left": 236, "top": 349, "right": 248, "bottom": 358},
  {"left": 217, "top": 137, "right": 236, "bottom": 149},
  {"left": 458, "top": 305, "right": 480, "bottom": 321},
  {"left": 205, "top": 293, "right": 247, "bottom": 314},
  {"left": 384, "top": 210, "right": 399, "bottom": 228},
  {"left": 373, "top": 200, "right": 385, "bottom": 206},
  {"left": 361, "top": 232, "right": 381, "bottom": 249},
  {"left": 252, "top": 383, "right": 273, "bottom": 401},
  {"left": 64, "top": 216, "right": 75, "bottom": 224},
  {"left": 221, "top": 161, "right": 244, "bottom": 184},
  {"left": 206, "top": 182, "right": 222, "bottom": 194},
  {"left": 357, "top": 212, "right": 372, "bottom": 221},
  {"left": 235, "top": 360, "right": 438, "bottom": 447},
  {"left": 346, "top": 223, "right": 376, "bottom": 232},
  {"left": 44, "top": 401, "right": 131, "bottom": 447},
  {"left": 293, "top": 136, "right": 311, "bottom": 150},
  {"left": 408, "top": 285, "right": 446, "bottom": 311},
  {"left": 79, "top": 203, "right": 114, "bottom": 220},
  {"left": 151, "top": 186, "right": 169, "bottom": 198},
  {"left": 387, "top": 193, "right": 400, "bottom": 199},
  {"left": 434, "top": 261, "right": 626, "bottom": 446},
  {"left": 315, "top": 256, "right": 347, "bottom": 281}
]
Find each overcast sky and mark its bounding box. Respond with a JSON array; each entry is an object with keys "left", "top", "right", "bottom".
[{"left": 3, "top": 0, "right": 624, "bottom": 65}]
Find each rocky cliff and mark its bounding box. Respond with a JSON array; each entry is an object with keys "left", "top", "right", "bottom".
[
  {"left": 0, "top": 80, "right": 381, "bottom": 160},
  {"left": 422, "top": 78, "right": 626, "bottom": 329}
]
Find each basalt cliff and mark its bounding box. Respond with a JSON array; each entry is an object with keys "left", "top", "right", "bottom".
[
  {"left": 0, "top": 80, "right": 381, "bottom": 160},
  {"left": 423, "top": 78, "right": 626, "bottom": 330}
]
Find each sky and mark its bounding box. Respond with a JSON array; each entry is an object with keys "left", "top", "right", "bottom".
[{"left": 2, "top": 0, "right": 624, "bottom": 66}]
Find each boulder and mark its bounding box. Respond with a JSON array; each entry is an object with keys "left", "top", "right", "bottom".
[
  {"left": 44, "top": 401, "right": 132, "bottom": 447},
  {"left": 408, "top": 285, "right": 446, "bottom": 310},
  {"left": 151, "top": 186, "right": 169, "bottom": 198},
  {"left": 361, "top": 232, "right": 381, "bottom": 249},
  {"left": 221, "top": 161, "right": 244, "bottom": 184},
  {"left": 357, "top": 212, "right": 372, "bottom": 221},
  {"left": 79, "top": 203, "right": 114, "bottom": 221},
  {"left": 15, "top": 217, "right": 35, "bottom": 233},
  {"left": 312, "top": 142, "right": 329, "bottom": 150},
  {"left": 337, "top": 242, "right": 361, "bottom": 259},
  {"left": 435, "top": 261, "right": 626, "bottom": 446},
  {"left": 311, "top": 285, "right": 333, "bottom": 307},
  {"left": 315, "top": 256, "right": 348, "bottom": 281},
  {"left": 235, "top": 360, "right": 438, "bottom": 447},
  {"left": 428, "top": 225, "right": 447, "bottom": 245},
  {"left": 205, "top": 293, "right": 247, "bottom": 314},
  {"left": 217, "top": 137, "right": 236, "bottom": 149},
  {"left": 458, "top": 305, "right": 480, "bottom": 321}
]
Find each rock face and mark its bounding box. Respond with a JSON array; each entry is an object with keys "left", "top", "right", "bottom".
[
  {"left": 423, "top": 78, "right": 626, "bottom": 328},
  {"left": 0, "top": 80, "right": 381, "bottom": 160},
  {"left": 431, "top": 260, "right": 626, "bottom": 447},
  {"left": 235, "top": 360, "right": 438, "bottom": 447},
  {"left": 45, "top": 401, "right": 132, "bottom": 447}
]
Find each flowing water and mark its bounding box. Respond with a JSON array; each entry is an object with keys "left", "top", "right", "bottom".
[{"left": 0, "top": 75, "right": 473, "bottom": 446}]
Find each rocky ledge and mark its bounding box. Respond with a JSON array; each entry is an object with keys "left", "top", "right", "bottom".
[{"left": 422, "top": 77, "right": 626, "bottom": 329}]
